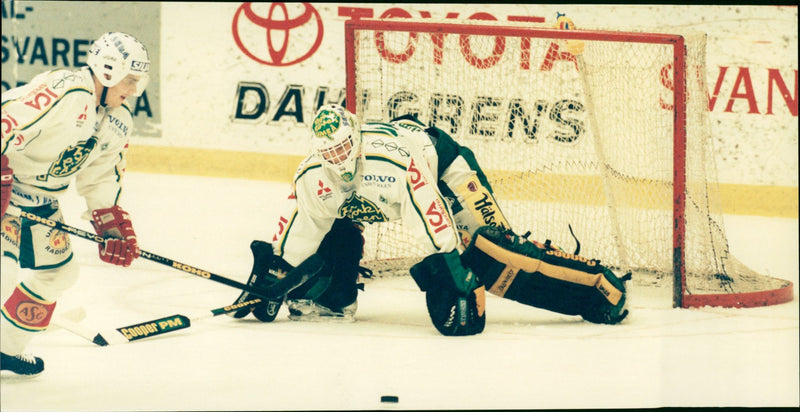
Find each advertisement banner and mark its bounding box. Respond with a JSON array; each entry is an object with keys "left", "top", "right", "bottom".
[{"left": 3, "top": 2, "right": 796, "bottom": 194}]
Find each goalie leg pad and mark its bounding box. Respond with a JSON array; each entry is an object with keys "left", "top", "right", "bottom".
[
  {"left": 287, "top": 218, "right": 363, "bottom": 317},
  {"left": 461, "top": 226, "right": 628, "bottom": 324},
  {"left": 410, "top": 250, "right": 486, "bottom": 336}
]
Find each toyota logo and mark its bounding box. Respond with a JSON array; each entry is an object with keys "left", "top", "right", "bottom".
[{"left": 232, "top": 2, "right": 324, "bottom": 66}]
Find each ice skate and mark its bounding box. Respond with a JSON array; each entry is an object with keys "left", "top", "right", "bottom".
[
  {"left": 287, "top": 299, "right": 357, "bottom": 322},
  {"left": 1, "top": 352, "right": 44, "bottom": 377}
]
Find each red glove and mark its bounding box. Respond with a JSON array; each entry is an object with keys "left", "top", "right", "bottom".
[
  {"left": 91, "top": 205, "right": 140, "bottom": 267},
  {"left": 1, "top": 154, "right": 13, "bottom": 217}
]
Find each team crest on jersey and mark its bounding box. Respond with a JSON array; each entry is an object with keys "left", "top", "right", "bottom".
[
  {"left": 312, "top": 109, "right": 341, "bottom": 139},
  {"left": 46, "top": 137, "right": 97, "bottom": 178},
  {"left": 338, "top": 192, "right": 387, "bottom": 223}
]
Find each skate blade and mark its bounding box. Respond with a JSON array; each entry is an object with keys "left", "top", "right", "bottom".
[{"left": 288, "top": 313, "right": 356, "bottom": 323}]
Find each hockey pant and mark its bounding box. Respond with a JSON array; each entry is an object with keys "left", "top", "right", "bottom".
[
  {"left": 1, "top": 202, "right": 79, "bottom": 355},
  {"left": 461, "top": 226, "right": 628, "bottom": 324}
]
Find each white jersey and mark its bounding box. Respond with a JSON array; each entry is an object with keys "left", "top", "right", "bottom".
[
  {"left": 271, "top": 119, "right": 458, "bottom": 267},
  {"left": 1, "top": 67, "right": 132, "bottom": 214}
]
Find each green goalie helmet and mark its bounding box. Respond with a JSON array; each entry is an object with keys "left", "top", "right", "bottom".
[{"left": 310, "top": 104, "right": 362, "bottom": 183}]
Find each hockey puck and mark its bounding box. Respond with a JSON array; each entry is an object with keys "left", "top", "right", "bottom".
[{"left": 380, "top": 395, "right": 399, "bottom": 403}]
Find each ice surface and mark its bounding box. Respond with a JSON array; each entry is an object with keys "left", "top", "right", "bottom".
[{"left": 1, "top": 172, "right": 797, "bottom": 410}]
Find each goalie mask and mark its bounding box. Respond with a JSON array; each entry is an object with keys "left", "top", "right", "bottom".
[
  {"left": 310, "top": 105, "right": 362, "bottom": 183},
  {"left": 87, "top": 32, "right": 150, "bottom": 96}
]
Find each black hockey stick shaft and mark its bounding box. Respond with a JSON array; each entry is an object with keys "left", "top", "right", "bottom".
[
  {"left": 18, "top": 210, "right": 299, "bottom": 301},
  {"left": 63, "top": 252, "right": 323, "bottom": 346}
]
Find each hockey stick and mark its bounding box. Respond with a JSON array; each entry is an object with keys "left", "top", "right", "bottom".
[
  {"left": 18, "top": 210, "right": 301, "bottom": 301},
  {"left": 50, "top": 299, "right": 265, "bottom": 346},
  {"left": 103, "top": 297, "right": 267, "bottom": 345},
  {"left": 54, "top": 252, "right": 323, "bottom": 346},
  {"left": 54, "top": 298, "right": 264, "bottom": 346}
]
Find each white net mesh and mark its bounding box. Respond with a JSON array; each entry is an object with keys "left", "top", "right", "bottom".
[{"left": 347, "top": 19, "right": 792, "bottom": 307}]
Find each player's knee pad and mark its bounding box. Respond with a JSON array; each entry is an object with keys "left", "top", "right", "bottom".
[
  {"left": 25, "top": 258, "right": 80, "bottom": 302},
  {"left": 288, "top": 218, "right": 364, "bottom": 312},
  {"left": 1, "top": 255, "right": 20, "bottom": 301},
  {"left": 461, "top": 226, "right": 628, "bottom": 324},
  {"left": 410, "top": 250, "right": 486, "bottom": 336}
]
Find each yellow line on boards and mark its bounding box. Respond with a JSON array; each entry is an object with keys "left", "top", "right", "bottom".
[
  {"left": 127, "top": 145, "right": 798, "bottom": 219},
  {"left": 128, "top": 145, "right": 305, "bottom": 183}
]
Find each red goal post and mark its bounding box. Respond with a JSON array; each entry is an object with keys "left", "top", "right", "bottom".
[{"left": 344, "top": 18, "right": 793, "bottom": 309}]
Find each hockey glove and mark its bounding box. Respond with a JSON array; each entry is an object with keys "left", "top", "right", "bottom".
[
  {"left": 91, "top": 205, "right": 140, "bottom": 267},
  {"left": 230, "top": 240, "right": 291, "bottom": 322},
  {"left": 1, "top": 154, "right": 12, "bottom": 217},
  {"left": 410, "top": 250, "right": 486, "bottom": 336}
]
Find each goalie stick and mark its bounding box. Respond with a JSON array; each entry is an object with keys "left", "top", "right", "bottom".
[
  {"left": 53, "top": 253, "right": 324, "bottom": 346},
  {"left": 18, "top": 210, "right": 297, "bottom": 301}
]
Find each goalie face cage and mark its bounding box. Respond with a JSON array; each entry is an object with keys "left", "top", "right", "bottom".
[{"left": 344, "top": 18, "right": 793, "bottom": 309}]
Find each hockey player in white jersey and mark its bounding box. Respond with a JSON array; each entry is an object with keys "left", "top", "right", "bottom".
[
  {"left": 230, "top": 104, "right": 628, "bottom": 336},
  {"left": 1, "top": 32, "right": 150, "bottom": 376}
]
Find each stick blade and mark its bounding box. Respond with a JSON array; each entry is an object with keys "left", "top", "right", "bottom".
[{"left": 115, "top": 314, "right": 192, "bottom": 342}]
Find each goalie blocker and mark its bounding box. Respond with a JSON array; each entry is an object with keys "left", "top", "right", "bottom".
[{"left": 461, "top": 226, "right": 629, "bottom": 324}]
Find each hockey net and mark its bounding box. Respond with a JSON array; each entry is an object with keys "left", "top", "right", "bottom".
[{"left": 344, "top": 18, "right": 793, "bottom": 308}]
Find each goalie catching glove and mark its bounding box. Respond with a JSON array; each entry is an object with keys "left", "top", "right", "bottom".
[
  {"left": 461, "top": 226, "right": 629, "bottom": 324},
  {"left": 91, "top": 205, "right": 140, "bottom": 267},
  {"left": 410, "top": 250, "right": 486, "bottom": 336}
]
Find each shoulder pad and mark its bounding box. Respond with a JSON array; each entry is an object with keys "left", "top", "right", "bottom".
[
  {"left": 361, "top": 131, "right": 412, "bottom": 162},
  {"left": 45, "top": 69, "right": 93, "bottom": 96},
  {"left": 293, "top": 155, "right": 323, "bottom": 183}
]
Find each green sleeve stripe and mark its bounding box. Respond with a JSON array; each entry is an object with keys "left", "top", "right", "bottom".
[
  {"left": 121, "top": 101, "right": 133, "bottom": 116},
  {"left": 113, "top": 153, "right": 123, "bottom": 204},
  {"left": 294, "top": 162, "right": 322, "bottom": 183},
  {"left": 276, "top": 208, "right": 299, "bottom": 256},
  {"left": 14, "top": 178, "right": 69, "bottom": 194}
]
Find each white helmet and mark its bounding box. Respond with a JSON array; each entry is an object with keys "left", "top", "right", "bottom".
[
  {"left": 87, "top": 32, "right": 150, "bottom": 96},
  {"left": 311, "top": 104, "right": 362, "bottom": 182}
]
